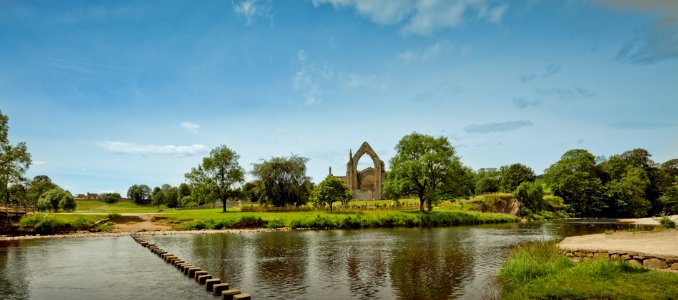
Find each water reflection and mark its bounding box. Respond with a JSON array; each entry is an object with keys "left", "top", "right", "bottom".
[
  {"left": 0, "top": 241, "right": 28, "bottom": 300},
  {"left": 390, "top": 228, "right": 473, "bottom": 299},
  {"left": 254, "top": 232, "right": 309, "bottom": 297}
]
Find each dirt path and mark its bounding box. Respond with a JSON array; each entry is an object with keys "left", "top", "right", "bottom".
[
  {"left": 558, "top": 230, "right": 678, "bottom": 258},
  {"left": 111, "top": 214, "right": 172, "bottom": 233}
]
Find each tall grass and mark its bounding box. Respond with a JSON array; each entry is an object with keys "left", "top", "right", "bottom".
[{"left": 499, "top": 241, "right": 678, "bottom": 299}]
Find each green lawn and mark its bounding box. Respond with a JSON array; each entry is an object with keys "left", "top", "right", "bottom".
[
  {"left": 73, "top": 200, "right": 168, "bottom": 213},
  {"left": 16, "top": 200, "right": 518, "bottom": 233},
  {"left": 499, "top": 241, "right": 678, "bottom": 299}
]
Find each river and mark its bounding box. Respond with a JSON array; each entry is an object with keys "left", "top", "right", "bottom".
[{"left": 0, "top": 221, "right": 650, "bottom": 300}]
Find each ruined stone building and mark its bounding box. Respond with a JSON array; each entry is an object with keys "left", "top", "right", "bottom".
[{"left": 330, "top": 142, "right": 387, "bottom": 200}]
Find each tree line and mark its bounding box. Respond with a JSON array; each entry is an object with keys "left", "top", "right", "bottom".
[{"left": 2, "top": 109, "right": 676, "bottom": 217}]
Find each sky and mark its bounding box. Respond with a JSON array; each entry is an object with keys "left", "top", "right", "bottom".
[{"left": 1, "top": 0, "right": 677, "bottom": 195}]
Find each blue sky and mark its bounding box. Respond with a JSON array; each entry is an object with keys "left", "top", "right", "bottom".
[{"left": 1, "top": 0, "right": 677, "bottom": 194}]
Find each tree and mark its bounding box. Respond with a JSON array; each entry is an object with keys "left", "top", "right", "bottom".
[
  {"left": 8, "top": 183, "right": 28, "bottom": 206},
  {"left": 600, "top": 148, "right": 662, "bottom": 215},
  {"left": 127, "top": 184, "right": 151, "bottom": 204},
  {"left": 514, "top": 181, "right": 545, "bottom": 214},
  {"left": 178, "top": 183, "right": 192, "bottom": 199},
  {"left": 604, "top": 167, "right": 651, "bottom": 217},
  {"left": 161, "top": 184, "right": 179, "bottom": 208},
  {"left": 151, "top": 186, "right": 165, "bottom": 210},
  {"left": 241, "top": 180, "right": 262, "bottom": 203},
  {"left": 474, "top": 168, "right": 500, "bottom": 195},
  {"left": 544, "top": 149, "right": 606, "bottom": 217},
  {"left": 0, "top": 110, "right": 32, "bottom": 205},
  {"left": 384, "top": 132, "right": 470, "bottom": 213},
  {"left": 27, "top": 175, "right": 57, "bottom": 208},
  {"left": 37, "top": 187, "right": 75, "bottom": 212},
  {"left": 251, "top": 155, "right": 312, "bottom": 207},
  {"left": 98, "top": 192, "right": 122, "bottom": 204},
  {"left": 185, "top": 145, "right": 244, "bottom": 212},
  {"left": 310, "top": 175, "right": 352, "bottom": 212},
  {"left": 499, "top": 163, "right": 536, "bottom": 192}
]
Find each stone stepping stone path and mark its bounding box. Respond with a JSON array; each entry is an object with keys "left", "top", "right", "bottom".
[{"left": 131, "top": 235, "right": 252, "bottom": 299}]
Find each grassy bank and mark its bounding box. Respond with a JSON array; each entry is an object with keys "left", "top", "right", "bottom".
[
  {"left": 499, "top": 241, "right": 678, "bottom": 299},
  {"left": 161, "top": 205, "right": 518, "bottom": 230},
  {"left": 11, "top": 200, "right": 519, "bottom": 234}
]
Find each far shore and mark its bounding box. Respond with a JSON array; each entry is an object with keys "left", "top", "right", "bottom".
[
  {"left": 0, "top": 227, "right": 290, "bottom": 241},
  {"left": 617, "top": 214, "right": 678, "bottom": 225}
]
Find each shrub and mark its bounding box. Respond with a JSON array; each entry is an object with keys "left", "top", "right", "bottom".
[
  {"left": 99, "top": 193, "right": 122, "bottom": 204},
  {"left": 514, "top": 182, "right": 545, "bottom": 213},
  {"left": 659, "top": 211, "right": 676, "bottom": 229}
]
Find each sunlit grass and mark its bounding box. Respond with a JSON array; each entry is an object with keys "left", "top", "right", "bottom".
[{"left": 499, "top": 241, "right": 678, "bottom": 299}]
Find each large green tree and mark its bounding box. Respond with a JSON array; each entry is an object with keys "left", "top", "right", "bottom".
[
  {"left": 151, "top": 186, "right": 165, "bottom": 210},
  {"left": 499, "top": 163, "right": 536, "bottom": 192},
  {"left": 474, "top": 168, "right": 500, "bottom": 195},
  {"left": 310, "top": 175, "right": 352, "bottom": 212},
  {"left": 185, "top": 145, "right": 244, "bottom": 212},
  {"left": 0, "top": 110, "right": 31, "bottom": 205},
  {"left": 544, "top": 149, "right": 606, "bottom": 217},
  {"left": 251, "top": 155, "right": 312, "bottom": 207},
  {"left": 98, "top": 192, "right": 122, "bottom": 204},
  {"left": 161, "top": 184, "right": 179, "bottom": 208},
  {"left": 127, "top": 184, "right": 151, "bottom": 204},
  {"left": 383, "top": 132, "right": 471, "bottom": 213},
  {"left": 514, "top": 181, "right": 545, "bottom": 214},
  {"left": 37, "top": 187, "right": 75, "bottom": 212},
  {"left": 600, "top": 148, "right": 662, "bottom": 216}
]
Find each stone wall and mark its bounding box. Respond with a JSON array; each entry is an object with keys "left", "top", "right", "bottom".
[{"left": 559, "top": 249, "right": 678, "bottom": 271}]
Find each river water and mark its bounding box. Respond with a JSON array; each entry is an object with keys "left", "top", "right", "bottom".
[{"left": 0, "top": 221, "right": 649, "bottom": 300}]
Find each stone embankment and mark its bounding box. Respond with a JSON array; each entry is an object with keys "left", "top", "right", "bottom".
[{"left": 558, "top": 230, "right": 678, "bottom": 272}]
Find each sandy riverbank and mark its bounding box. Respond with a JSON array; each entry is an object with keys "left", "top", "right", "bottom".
[
  {"left": 617, "top": 214, "right": 678, "bottom": 225},
  {"left": 558, "top": 230, "right": 678, "bottom": 258}
]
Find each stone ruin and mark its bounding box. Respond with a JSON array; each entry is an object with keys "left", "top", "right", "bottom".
[{"left": 330, "top": 142, "right": 387, "bottom": 200}]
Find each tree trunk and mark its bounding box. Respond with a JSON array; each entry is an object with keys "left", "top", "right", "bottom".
[
  {"left": 329, "top": 201, "right": 333, "bottom": 212},
  {"left": 419, "top": 198, "right": 425, "bottom": 213},
  {"left": 222, "top": 197, "right": 227, "bottom": 212}
]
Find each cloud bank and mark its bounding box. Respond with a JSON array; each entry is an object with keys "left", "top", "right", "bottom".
[
  {"left": 465, "top": 120, "right": 533, "bottom": 134},
  {"left": 312, "top": 0, "right": 508, "bottom": 36},
  {"left": 97, "top": 141, "right": 208, "bottom": 155}
]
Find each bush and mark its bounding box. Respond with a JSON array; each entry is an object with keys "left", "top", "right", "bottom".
[
  {"left": 659, "top": 211, "right": 676, "bottom": 229},
  {"left": 99, "top": 193, "right": 122, "bottom": 204},
  {"left": 514, "top": 182, "right": 545, "bottom": 213}
]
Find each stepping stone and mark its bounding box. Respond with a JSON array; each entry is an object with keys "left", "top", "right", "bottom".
[
  {"left": 221, "top": 289, "right": 241, "bottom": 300},
  {"left": 205, "top": 279, "right": 221, "bottom": 292},
  {"left": 212, "top": 283, "right": 230, "bottom": 296}
]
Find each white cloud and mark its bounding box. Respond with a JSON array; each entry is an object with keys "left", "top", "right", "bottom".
[
  {"left": 97, "top": 141, "right": 208, "bottom": 156},
  {"left": 180, "top": 121, "right": 201, "bottom": 134},
  {"left": 313, "top": 0, "right": 509, "bottom": 36},
  {"left": 233, "top": 0, "right": 272, "bottom": 25},
  {"left": 399, "top": 40, "right": 453, "bottom": 63}
]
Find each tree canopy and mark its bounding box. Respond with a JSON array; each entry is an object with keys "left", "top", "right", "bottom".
[
  {"left": 127, "top": 184, "right": 151, "bottom": 204},
  {"left": 37, "top": 187, "right": 75, "bottom": 212},
  {"left": 310, "top": 175, "right": 352, "bottom": 211},
  {"left": 0, "top": 110, "right": 31, "bottom": 205},
  {"left": 383, "top": 132, "right": 472, "bottom": 213},
  {"left": 251, "top": 155, "right": 312, "bottom": 207},
  {"left": 544, "top": 149, "right": 606, "bottom": 217},
  {"left": 499, "top": 163, "right": 536, "bottom": 192},
  {"left": 185, "top": 145, "right": 244, "bottom": 212}
]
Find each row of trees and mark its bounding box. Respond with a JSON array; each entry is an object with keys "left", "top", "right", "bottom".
[{"left": 544, "top": 149, "right": 677, "bottom": 217}]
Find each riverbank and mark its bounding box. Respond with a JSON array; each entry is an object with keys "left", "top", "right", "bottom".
[
  {"left": 618, "top": 214, "right": 678, "bottom": 225},
  {"left": 4, "top": 205, "right": 520, "bottom": 239},
  {"left": 499, "top": 241, "right": 678, "bottom": 299}
]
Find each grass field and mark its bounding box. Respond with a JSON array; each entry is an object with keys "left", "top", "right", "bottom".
[
  {"left": 13, "top": 199, "right": 518, "bottom": 233},
  {"left": 499, "top": 241, "right": 678, "bottom": 299}
]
